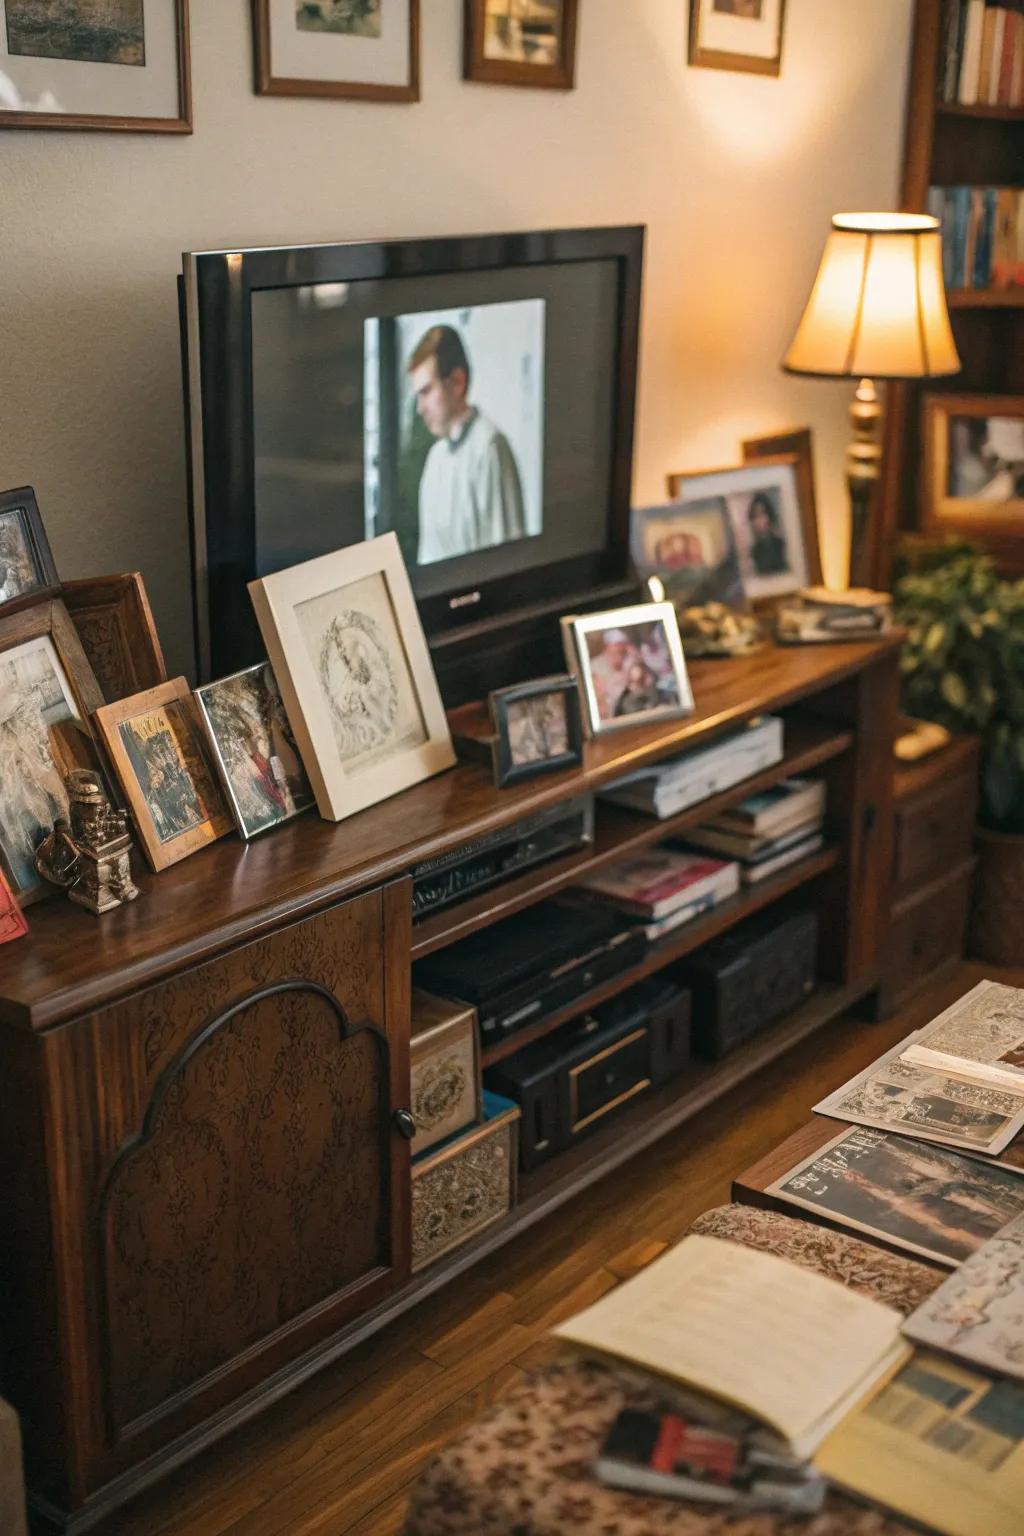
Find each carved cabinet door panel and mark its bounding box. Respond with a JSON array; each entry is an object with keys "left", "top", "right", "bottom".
[{"left": 63, "top": 880, "right": 411, "bottom": 1484}]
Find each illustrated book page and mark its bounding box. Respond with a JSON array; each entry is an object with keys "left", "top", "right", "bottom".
[
  {"left": 814, "top": 1035, "right": 1024, "bottom": 1155},
  {"left": 553, "top": 1234, "right": 908, "bottom": 1458},
  {"left": 903, "top": 1211, "right": 1024, "bottom": 1381},
  {"left": 815, "top": 1353, "right": 1024, "bottom": 1536},
  {"left": 902, "top": 980, "right": 1024, "bottom": 1090}
]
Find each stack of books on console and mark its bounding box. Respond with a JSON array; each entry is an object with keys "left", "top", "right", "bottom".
[
  {"left": 680, "top": 778, "right": 826, "bottom": 886},
  {"left": 600, "top": 716, "right": 784, "bottom": 821},
  {"left": 570, "top": 847, "right": 740, "bottom": 943}
]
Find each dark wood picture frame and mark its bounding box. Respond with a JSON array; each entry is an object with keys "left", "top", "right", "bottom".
[
  {"left": 464, "top": 0, "right": 578, "bottom": 90},
  {"left": 0, "top": 0, "right": 192, "bottom": 133},
  {"left": 0, "top": 598, "right": 106, "bottom": 906},
  {"left": 688, "top": 0, "right": 786, "bottom": 78},
  {"left": 62, "top": 572, "right": 168, "bottom": 704},
  {"left": 0, "top": 486, "right": 59, "bottom": 617},
  {"left": 489, "top": 674, "right": 583, "bottom": 787},
  {"left": 253, "top": 0, "right": 421, "bottom": 102},
  {"left": 741, "top": 427, "right": 823, "bottom": 586},
  {"left": 94, "top": 679, "right": 233, "bottom": 873}
]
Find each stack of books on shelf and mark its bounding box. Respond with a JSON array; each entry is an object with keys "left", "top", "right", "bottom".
[
  {"left": 570, "top": 847, "right": 740, "bottom": 943},
  {"left": 680, "top": 778, "right": 826, "bottom": 887},
  {"left": 929, "top": 184, "right": 1024, "bottom": 290},
  {"left": 938, "top": 0, "right": 1024, "bottom": 107},
  {"left": 600, "top": 716, "right": 784, "bottom": 821}
]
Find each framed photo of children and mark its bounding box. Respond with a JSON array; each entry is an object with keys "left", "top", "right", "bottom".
[
  {"left": 195, "top": 661, "right": 314, "bottom": 840},
  {"left": 0, "top": 0, "right": 192, "bottom": 132},
  {"left": 253, "top": 0, "right": 420, "bottom": 102},
  {"left": 561, "top": 602, "right": 693, "bottom": 738},
  {"left": 668, "top": 456, "right": 818, "bottom": 604},
  {"left": 922, "top": 394, "right": 1024, "bottom": 547},
  {"left": 464, "top": 0, "right": 578, "bottom": 90},
  {"left": 688, "top": 0, "right": 786, "bottom": 77},
  {"left": 489, "top": 674, "right": 583, "bottom": 786},
  {"left": 94, "top": 679, "right": 233, "bottom": 871},
  {"left": 0, "top": 486, "right": 59, "bottom": 614}
]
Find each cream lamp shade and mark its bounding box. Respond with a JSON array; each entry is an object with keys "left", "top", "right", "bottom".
[{"left": 783, "top": 213, "right": 960, "bottom": 380}]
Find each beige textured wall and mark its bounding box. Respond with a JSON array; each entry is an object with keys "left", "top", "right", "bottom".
[{"left": 0, "top": 0, "right": 912, "bottom": 678}]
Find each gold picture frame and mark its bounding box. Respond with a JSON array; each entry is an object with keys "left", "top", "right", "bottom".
[
  {"left": 252, "top": 0, "right": 420, "bottom": 102},
  {"left": 922, "top": 393, "right": 1024, "bottom": 550},
  {"left": 688, "top": 0, "right": 786, "bottom": 78},
  {"left": 464, "top": 0, "right": 578, "bottom": 91}
]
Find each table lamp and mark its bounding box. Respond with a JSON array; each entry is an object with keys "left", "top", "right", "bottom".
[{"left": 783, "top": 212, "right": 960, "bottom": 589}]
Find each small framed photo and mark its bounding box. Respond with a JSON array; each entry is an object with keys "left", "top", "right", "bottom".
[
  {"left": 0, "top": 0, "right": 191, "bottom": 133},
  {"left": 94, "top": 679, "right": 233, "bottom": 872},
  {"left": 490, "top": 674, "right": 582, "bottom": 786},
  {"left": 253, "top": 0, "right": 420, "bottom": 102},
  {"left": 922, "top": 394, "right": 1024, "bottom": 541},
  {"left": 0, "top": 598, "right": 106, "bottom": 905},
  {"left": 464, "top": 0, "right": 577, "bottom": 90},
  {"left": 668, "top": 456, "right": 818, "bottom": 604},
  {"left": 630, "top": 498, "right": 745, "bottom": 609},
  {"left": 248, "top": 533, "right": 455, "bottom": 822},
  {"left": 741, "top": 425, "right": 821, "bottom": 582},
  {"left": 561, "top": 602, "right": 694, "bottom": 738},
  {"left": 195, "top": 661, "right": 315, "bottom": 840},
  {"left": 688, "top": 0, "right": 786, "bottom": 77},
  {"left": 0, "top": 487, "right": 59, "bottom": 615}
]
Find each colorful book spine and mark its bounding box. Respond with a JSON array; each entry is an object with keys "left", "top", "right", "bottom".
[
  {"left": 944, "top": 0, "right": 1024, "bottom": 103},
  {"left": 930, "top": 184, "right": 1024, "bottom": 291}
]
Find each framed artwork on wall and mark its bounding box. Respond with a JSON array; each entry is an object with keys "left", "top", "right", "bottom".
[
  {"left": 252, "top": 0, "right": 421, "bottom": 102},
  {"left": 688, "top": 0, "right": 786, "bottom": 77},
  {"left": 0, "top": 598, "right": 106, "bottom": 906},
  {"left": 0, "top": 0, "right": 192, "bottom": 132},
  {"left": 248, "top": 533, "right": 455, "bottom": 822},
  {"left": 464, "top": 0, "right": 578, "bottom": 90},
  {"left": 922, "top": 394, "right": 1024, "bottom": 544},
  {"left": 0, "top": 486, "right": 59, "bottom": 615}
]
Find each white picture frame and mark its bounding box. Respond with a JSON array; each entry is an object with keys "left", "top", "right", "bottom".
[
  {"left": 561, "top": 601, "right": 694, "bottom": 738},
  {"left": 248, "top": 533, "right": 454, "bottom": 822}
]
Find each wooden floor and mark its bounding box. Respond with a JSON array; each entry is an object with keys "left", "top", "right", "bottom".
[{"left": 99, "top": 960, "right": 1022, "bottom": 1536}]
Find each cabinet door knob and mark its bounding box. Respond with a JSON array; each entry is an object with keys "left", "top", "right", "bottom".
[{"left": 393, "top": 1108, "right": 417, "bottom": 1140}]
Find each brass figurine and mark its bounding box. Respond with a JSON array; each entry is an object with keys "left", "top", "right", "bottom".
[{"left": 35, "top": 771, "right": 140, "bottom": 915}]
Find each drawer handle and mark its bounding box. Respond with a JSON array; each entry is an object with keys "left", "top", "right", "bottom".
[{"left": 393, "top": 1108, "right": 417, "bottom": 1140}]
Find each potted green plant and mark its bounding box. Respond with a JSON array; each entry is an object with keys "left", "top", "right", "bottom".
[{"left": 895, "top": 543, "right": 1024, "bottom": 965}]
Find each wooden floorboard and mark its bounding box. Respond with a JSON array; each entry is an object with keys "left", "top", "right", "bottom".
[{"left": 96, "top": 960, "right": 1024, "bottom": 1536}]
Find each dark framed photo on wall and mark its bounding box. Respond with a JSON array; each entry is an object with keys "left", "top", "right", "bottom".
[
  {"left": 464, "top": 0, "right": 578, "bottom": 90},
  {"left": 922, "top": 394, "right": 1024, "bottom": 550},
  {"left": 0, "top": 0, "right": 192, "bottom": 132},
  {"left": 253, "top": 0, "right": 420, "bottom": 101},
  {"left": 688, "top": 0, "right": 786, "bottom": 77}
]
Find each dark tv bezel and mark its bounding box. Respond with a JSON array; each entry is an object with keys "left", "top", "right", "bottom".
[{"left": 182, "top": 224, "right": 644, "bottom": 687}]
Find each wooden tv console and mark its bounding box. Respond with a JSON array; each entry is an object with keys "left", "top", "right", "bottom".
[{"left": 0, "top": 636, "right": 899, "bottom": 1532}]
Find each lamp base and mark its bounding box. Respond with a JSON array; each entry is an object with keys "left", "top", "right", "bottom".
[{"left": 846, "top": 377, "right": 882, "bottom": 589}]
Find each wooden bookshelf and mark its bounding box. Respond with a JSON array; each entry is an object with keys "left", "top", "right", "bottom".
[{"left": 875, "top": 0, "right": 1024, "bottom": 583}]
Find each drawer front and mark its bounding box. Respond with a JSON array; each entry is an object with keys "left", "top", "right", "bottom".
[
  {"left": 887, "top": 862, "right": 974, "bottom": 1005},
  {"left": 568, "top": 1026, "right": 651, "bottom": 1133},
  {"left": 894, "top": 780, "right": 976, "bottom": 894},
  {"left": 411, "top": 1112, "right": 518, "bottom": 1272}
]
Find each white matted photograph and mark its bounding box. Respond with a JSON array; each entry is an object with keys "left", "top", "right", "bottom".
[
  {"left": 670, "top": 460, "right": 810, "bottom": 603},
  {"left": 561, "top": 602, "right": 693, "bottom": 738},
  {"left": 253, "top": 0, "right": 419, "bottom": 101},
  {"left": 248, "top": 533, "right": 455, "bottom": 822},
  {"left": 689, "top": 0, "right": 786, "bottom": 75}
]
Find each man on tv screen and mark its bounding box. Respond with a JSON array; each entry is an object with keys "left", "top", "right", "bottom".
[{"left": 407, "top": 323, "right": 526, "bottom": 565}]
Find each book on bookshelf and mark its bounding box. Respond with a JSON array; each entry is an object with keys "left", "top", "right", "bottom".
[
  {"left": 930, "top": 184, "right": 1024, "bottom": 291},
  {"left": 944, "top": 0, "right": 1024, "bottom": 106},
  {"left": 573, "top": 848, "right": 740, "bottom": 921}
]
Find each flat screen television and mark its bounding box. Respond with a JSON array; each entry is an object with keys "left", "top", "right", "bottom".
[{"left": 181, "top": 224, "right": 644, "bottom": 701}]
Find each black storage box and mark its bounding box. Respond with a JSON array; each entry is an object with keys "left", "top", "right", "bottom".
[
  {"left": 678, "top": 906, "right": 818, "bottom": 1061},
  {"left": 485, "top": 977, "right": 691, "bottom": 1170}
]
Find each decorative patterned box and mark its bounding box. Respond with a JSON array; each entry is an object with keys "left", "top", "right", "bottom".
[
  {"left": 410, "top": 990, "right": 483, "bottom": 1158},
  {"left": 411, "top": 1091, "right": 519, "bottom": 1272}
]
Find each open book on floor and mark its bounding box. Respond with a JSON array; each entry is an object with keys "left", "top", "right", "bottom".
[{"left": 553, "top": 1234, "right": 910, "bottom": 1461}]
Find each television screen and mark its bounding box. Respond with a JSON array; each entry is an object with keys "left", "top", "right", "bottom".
[{"left": 183, "top": 226, "right": 643, "bottom": 691}]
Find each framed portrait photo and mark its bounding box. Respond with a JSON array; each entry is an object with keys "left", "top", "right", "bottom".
[
  {"left": 668, "top": 456, "right": 818, "bottom": 605},
  {"left": 195, "top": 661, "right": 315, "bottom": 840},
  {"left": 94, "top": 679, "right": 233, "bottom": 872},
  {"left": 0, "top": 486, "right": 59, "bottom": 615},
  {"left": 0, "top": 0, "right": 191, "bottom": 132},
  {"left": 464, "top": 0, "right": 578, "bottom": 89},
  {"left": 489, "top": 674, "right": 582, "bottom": 787},
  {"left": 253, "top": 0, "right": 420, "bottom": 102},
  {"left": 630, "top": 498, "right": 745, "bottom": 610},
  {"left": 922, "top": 394, "right": 1024, "bottom": 544},
  {"left": 248, "top": 533, "right": 455, "bottom": 822},
  {"left": 561, "top": 602, "right": 694, "bottom": 738},
  {"left": 688, "top": 0, "right": 786, "bottom": 77},
  {"left": 0, "top": 598, "right": 106, "bottom": 906}
]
